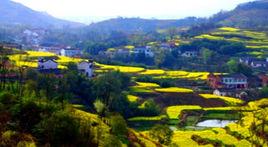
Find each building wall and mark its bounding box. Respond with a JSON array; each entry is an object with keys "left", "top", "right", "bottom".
[
  {"left": 61, "top": 49, "right": 81, "bottom": 57},
  {"left": 77, "top": 62, "right": 94, "bottom": 77}
]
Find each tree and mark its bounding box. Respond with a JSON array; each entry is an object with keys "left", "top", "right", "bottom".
[
  {"left": 259, "top": 87, "right": 268, "bottom": 97},
  {"left": 201, "top": 48, "right": 213, "bottom": 64},
  {"left": 94, "top": 99, "right": 106, "bottom": 117},
  {"left": 149, "top": 124, "right": 173, "bottom": 145},
  {"left": 227, "top": 59, "right": 238, "bottom": 73},
  {"left": 219, "top": 43, "right": 246, "bottom": 55},
  {"left": 33, "top": 110, "right": 80, "bottom": 146},
  {"left": 110, "top": 114, "right": 128, "bottom": 140},
  {"left": 102, "top": 134, "right": 122, "bottom": 147},
  {"left": 226, "top": 59, "right": 252, "bottom": 76},
  {"left": 142, "top": 99, "right": 160, "bottom": 116}
]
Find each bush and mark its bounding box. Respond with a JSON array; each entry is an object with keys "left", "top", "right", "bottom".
[
  {"left": 0, "top": 92, "right": 17, "bottom": 106},
  {"left": 33, "top": 110, "right": 80, "bottom": 146},
  {"left": 149, "top": 124, "right": 173, "bottom": 145},
  {"left": 110, "top": 114, "right": 128, "bottom": 139}
]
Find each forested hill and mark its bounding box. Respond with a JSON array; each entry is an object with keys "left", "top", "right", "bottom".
[
  {"left": 0, "top": 0, "right": 84, "bottom": 28},
  {"left": 210, "top": 0, "right": 268, "bottom": 29},
  {"left": 85, "top": 17, "right": 206, "bottom": 33}
]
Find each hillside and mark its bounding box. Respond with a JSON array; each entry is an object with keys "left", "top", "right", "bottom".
[
  {"left": 85, "top": 17, "right": 206, "bottom": 33},
  {"left": 211, "top": 0, "right": 268, "bottom": 29},
  {"left": 0, "top": 0, "right": 84, "bottom": 28}
]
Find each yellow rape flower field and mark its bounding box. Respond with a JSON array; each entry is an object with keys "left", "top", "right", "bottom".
[
  {"left": 166, "top": 105, "right": 202, "bottom": 119},
  {"left": 139, "top": 69, "right": 165, "bottom": 75},
  {"left": 136, "top": 82, "right": 160, "bottom": 88},
  {"left": 127, "top": 95, "right": 139, "bottom": 102},
  {"left": 219, "top": 27, "right": 240, "bottom": 32},
  {"left": 171, "top": 129, "right": 251, "bottom": 147},
  {"left": 199, "top": 94, "right": 244, "bottom": 105},
  {"left": 96, "top": 63, "right": 145, "bottom": 73},
  {"left": 9, "top": 51, "right": 82, "bottom": 69},
  {"left": 155, "top": 87, "right": 194, "bottom": 93}
]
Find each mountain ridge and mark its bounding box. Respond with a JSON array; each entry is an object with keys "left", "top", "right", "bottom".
[{"left": 0, "top": 0, "right": 85, "bottom": 28}]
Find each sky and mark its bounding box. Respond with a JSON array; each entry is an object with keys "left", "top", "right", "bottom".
[{"left": 12, "top": 0, "right": 254, "bottom": 24}]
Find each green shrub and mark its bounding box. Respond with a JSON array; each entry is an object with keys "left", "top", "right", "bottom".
[
  {"left": 33, "top": 110, "right": 80, "bottom": 146},
  {"left": 0, "top": 92, "right": 17, "bottom": 106}
]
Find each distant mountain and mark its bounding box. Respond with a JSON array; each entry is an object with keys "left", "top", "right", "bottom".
[
  {"left": 211, "top": 0, "right": 268, "bottom": 29},
  {"left": 85, "top": 17, "right": 206, "bottom": 33},
  {"left": 0, "top": 0, "right": 85, "bottom": 28}
]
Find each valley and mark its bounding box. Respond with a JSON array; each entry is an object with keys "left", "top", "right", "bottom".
[{"left": 0, "top": 0, "right": 268, "bottom": 146}]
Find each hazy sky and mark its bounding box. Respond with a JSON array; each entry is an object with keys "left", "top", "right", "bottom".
[{"left": 12, "top": 0, "right": 254, "bottom": 24}]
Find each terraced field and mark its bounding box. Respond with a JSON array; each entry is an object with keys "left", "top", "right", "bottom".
[
  {"left": 9, "top": 51, "right": 82, "bottom": 69},
  {"left": 195, "top": 27, "right": 268, "bottom": 52}
]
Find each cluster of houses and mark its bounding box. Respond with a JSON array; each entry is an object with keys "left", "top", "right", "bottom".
[
  {"left": 0, "top": 42, "right": 22, "bottom": 50},
  {"left": 22, "top": 29, "right": 47, "bottom": 47},
  {"left": 37, "top": 58, "right": 94, "bottom": 78},
  {"left": 101, "top": 46, "right": 155, "bottom": 58},
  {"left": 207, "top": 72, "right": 268, "bottom": 98},
  {"left": 38, "top": 46, "right": 82, "bottom": 57}
]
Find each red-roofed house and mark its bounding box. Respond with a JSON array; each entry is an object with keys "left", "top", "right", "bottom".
[{"left": 207, "top": 73, "right": 248, "bottom": 89}]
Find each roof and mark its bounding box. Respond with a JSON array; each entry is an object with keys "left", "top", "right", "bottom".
[
  {"left": 219, "top": 73, "right": 247, "bottom": 79},
  {"left": 38, "top": 58, "right": 57, "bottom": 63}
]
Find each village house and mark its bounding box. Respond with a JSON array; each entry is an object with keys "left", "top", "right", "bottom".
[
  {"left": 207, "top": 73, "right": 248, "bottom": 89},
  {"left": 258, "top": 73, "right": 268, "bottom": 87},
  {"left": 38, "top": 58, "right": 58, "bottom": 70},
  {"left": 0, "top": 60, "right": 18, "bottom": 79},
  {"left": 160, "top": 43, "right": 172, "bottom": 51},
  {"left": 133, "top": 47, "right": 154, "bottom": 57},
  {"left": 239, "top": 57, "right": 268, "bottom": 68},
  {"left": 38, "top": 46, "right": 63, "bottom": 55},
  {"left": 60, "top": 47, "right": 81, "bottom": 57},
  {"left": 250, "top": 61, "right": 268, "bottom": 68},
  {"left": 0, "top": 42, "right": 22, "bottom": 50},
  {"left": 181, "top": 50, "right": 198, "bottom": 58},
  {"left": 37, "top": 58, "right": 63, "bottom": 78},
  {"left": 77, "top": 60, "right": 94, "bottom": 78},
  {"left": 213, "top": 89, "right": 248, "bottom": 98},
  {"left": 116, "top": 48, "right": 131, "bottom": 57}
]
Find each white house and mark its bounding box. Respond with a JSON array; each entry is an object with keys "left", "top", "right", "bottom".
[
  {"left": 250, "top": 61, "right": 268, "bottom": 68},
  {"left": 38, "top": 59, "right": 58, "bottom": 70},
  {"left": 133, "top": 47, "right": 154, "bottom": 57},
  {"left": 77, "top": 61, "right": 94, "bottom": 78},
  {"left": 60, "top": 47, "right": 81, "bottom": 57},
  {"left": 181, "top": 51, "right": 198, "bottom": 57}
]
